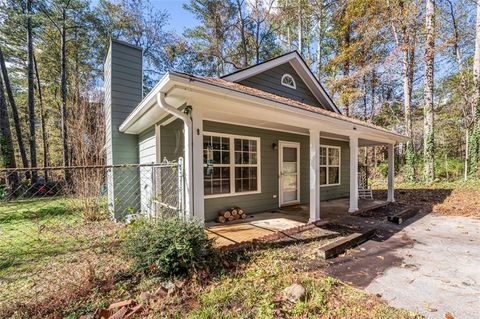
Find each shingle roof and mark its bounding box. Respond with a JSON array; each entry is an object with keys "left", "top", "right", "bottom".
[{"left": 172, "top": 71, "right": 407, "bottom": 139}]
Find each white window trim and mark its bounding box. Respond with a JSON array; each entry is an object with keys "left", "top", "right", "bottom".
[
  {"left": 203, "top": 131, "right": 261, "bottom": 199},
  {"left": 281, "top": 73, "right": 296, "bottom": 89},
  {"left": 320, "top": 145, "right": 341, "bottom": 187}
]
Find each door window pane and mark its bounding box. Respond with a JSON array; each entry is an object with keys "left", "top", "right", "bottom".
[{"left": 283, "top": 147, "right": 297, "bottom": 162}]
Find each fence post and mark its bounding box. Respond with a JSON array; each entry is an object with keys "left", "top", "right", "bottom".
[{"left": 177, "top": 157, "right": 185, "bottom": 218}]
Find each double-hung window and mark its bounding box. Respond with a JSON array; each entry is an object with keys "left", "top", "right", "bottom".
[
  {"left": 320, "top": 146, "right": 341, "bottom": 186},
  {"left": 203, "top": 132, "right": 260, "bottom": 197}
]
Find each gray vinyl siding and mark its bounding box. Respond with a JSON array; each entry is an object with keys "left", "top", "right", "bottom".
[
  {"left": 104, "top": 40, "right": 143, "bottom": 219},
  {"left": 105, "top": 40, "right": 142, "bottom": 165},
  {"left": 139, "top": 127, "right": 156, "bottom": 164},
  {"left": 238, "top": 62, "right": 323, "bottom": 108},
  {"left": 202, "top": 121, "right": 350, "bottom": 221},
  {"left": 159, "top": 119, "right": 184, "bottom": 161},
  {"left": 139, "top": 127, "right": 156, "bottom": 215}
]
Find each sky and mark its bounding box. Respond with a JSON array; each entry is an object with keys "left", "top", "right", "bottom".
[{"left": 150, "top": 0, "right": 198, "bottom": 33}]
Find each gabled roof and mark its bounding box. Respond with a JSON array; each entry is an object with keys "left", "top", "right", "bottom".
[
  {"left": 120, "top": 70, "right": 408, "bottom": 142},
  {"left": 221, "top": 51, "right": 342, "bottom": 114}
]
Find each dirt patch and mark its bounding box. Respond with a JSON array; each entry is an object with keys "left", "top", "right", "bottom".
[
  {"left": 356, "top": 202, "right": 410, "bottom": 219},
  {"left": 324, "top": 231, "right": 414, "bottom": 288}
]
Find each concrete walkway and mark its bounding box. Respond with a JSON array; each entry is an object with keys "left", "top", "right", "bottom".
[{"left": 364, "top": 214, "right": 480, "bottom": 318}]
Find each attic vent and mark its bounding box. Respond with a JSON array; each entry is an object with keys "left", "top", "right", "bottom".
[{"left": 281, "top": 74, "right": 296, "bottom": 89}]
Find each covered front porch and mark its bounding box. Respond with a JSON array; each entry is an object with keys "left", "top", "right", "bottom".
[
  {"left": 120, "top": 72, "right": 407, "bottom": 224},
  {"left": 206, "top": 198, "right": 388, "bottom": 247}
]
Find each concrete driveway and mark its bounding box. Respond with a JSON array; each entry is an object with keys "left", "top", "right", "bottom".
[
  {"left": 365, "top": 214, "right": 480, "bottom": 318},
  {"left": 324, "top": 212, "right": 480, "bottom": 318}
]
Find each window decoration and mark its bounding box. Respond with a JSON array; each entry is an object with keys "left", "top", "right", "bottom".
[
  {"left": 203, "top": 133, "right": 260, "bottom": 197},
  {"left": 320, "top": 146, "right": 341, "bottom": 186},
  {"left": 281, "top": 73, "right": 296, "bottom": 89}
]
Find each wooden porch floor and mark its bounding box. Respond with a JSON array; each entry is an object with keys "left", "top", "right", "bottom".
[{"left": 206, "top": 198, "right": 388, "bottom": 247}]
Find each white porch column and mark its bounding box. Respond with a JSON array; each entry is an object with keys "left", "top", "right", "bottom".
[
  {"left": 349, "top": 135, "right": 359, "bottom": 213},
  {"left": 387, "top": 143, "right": 395, "bottom": 202},
  {"left": 309, "top": 129, "right": 320, "bottom": 222},
  {"left": 191, "top": 107, "right": 205, "bottom": 223}
]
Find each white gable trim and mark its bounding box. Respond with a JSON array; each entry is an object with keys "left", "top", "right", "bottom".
[{"left": 222, "top": 51, "right": 342, "bottom": 114}]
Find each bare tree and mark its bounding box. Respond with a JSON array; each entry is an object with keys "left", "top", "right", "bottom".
[
  {"left": 235, "top": 0, "right": 249, "bottom": 67},
  {"left": 389, "top": 0, "right": 418, "bottom": 181},
  {"left": 423, "top": 0, "right": 435, "bottom": 182},
  {"left": 470, "top": 0, "right": 480, "bottom": 177}
]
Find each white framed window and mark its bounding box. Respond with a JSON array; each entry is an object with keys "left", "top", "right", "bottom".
[
  {"left": 320, "top": 145, "right": 341, "bottom": 186},
  {"left": 281, "top": 73, "right": 296, "bottom": 89},
  {"left": 203, "top": 132, "right": 261, "bottom": 198}
]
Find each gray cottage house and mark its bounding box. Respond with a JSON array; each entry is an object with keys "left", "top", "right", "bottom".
[{"left": 104, "top": 39, "right": 407, "bottom": 224}]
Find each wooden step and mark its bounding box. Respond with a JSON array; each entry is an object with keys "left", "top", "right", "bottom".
[
  {"left": 387, "top": 208, "right": 416, "bottom": 224},
  {"left": 318, "top": 228, "right": 376, "bottom": 260}
]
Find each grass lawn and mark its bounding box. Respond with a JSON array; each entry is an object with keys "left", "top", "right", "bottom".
[{"left": 0, "top": 196, "right": 125, "bottom": 318}]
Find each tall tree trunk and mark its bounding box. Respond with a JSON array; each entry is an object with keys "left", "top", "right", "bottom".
[
  {"left": 316, "top": 2, "right": 324, "bottom": 79},
  {"left": 389, "top": 0, "right": 417, "bottom": 180},
  {"left": 343, "top": 24, "right": 351, "bottom": 117},
  {"left": 0, "top": 73, "right": 18, "bottom": 187},
  {"left": 61, "top": 8, "right": 70, "bottom": 176},
  {"left": 470, "top": 0, "right": 480, "bottom": 178},
  {"left": 297, "top": 0, "right": 303, "bottom": 55},
  {"left": 33, "top": 53, "right": 48, "bottom": 180},
  {"left": 403, "top": 31, "right": 416, "bottom": 181},
  {"left": 236, "top": 0, "right": 248, "bottom": 67},
  {"left": 447, "top": 0, "right": 474, "bottom": 179},
  {"left": 370, "top": 70, "right": 376, "bottom": 121},
  {"left": 27, "top": 0, "right": 37, "bottom": 182},
  {"left": 0, "top": 46, "right": 29, "bottom": 171},
  {"left": 423, "top": 0, "right": 435, "bottom": 183}
]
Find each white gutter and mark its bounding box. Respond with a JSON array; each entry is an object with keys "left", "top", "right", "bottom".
[{"left": 156, "top": 93, "right": 193, "bottom": 218}]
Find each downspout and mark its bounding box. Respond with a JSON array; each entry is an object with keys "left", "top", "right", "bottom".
[{"left": 156, "top": 93, "right": 193, "bottom": 218}]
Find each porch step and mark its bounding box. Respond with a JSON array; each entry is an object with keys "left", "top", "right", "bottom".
[
  {"left": 318, "top": 228, "right": 376, "bottom": 260},
  {"left": 387, "top": 208, "right": 417, "bottom": 224}
]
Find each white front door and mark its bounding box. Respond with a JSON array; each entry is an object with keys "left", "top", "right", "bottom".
[{"left": 279, "top": 141, "right": 300, "bottom": 206}]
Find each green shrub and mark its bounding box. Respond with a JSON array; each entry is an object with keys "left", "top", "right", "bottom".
[{"left": 121, "top": 217, "right": 217, "bottom": 278}]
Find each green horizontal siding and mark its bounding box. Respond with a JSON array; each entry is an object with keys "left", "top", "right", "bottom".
[
  {"left": 203, "top": 121, "right": 350, "bottom": 221},
  {"left": 238, "top": 62, "right": 323, "bottom": 108}
]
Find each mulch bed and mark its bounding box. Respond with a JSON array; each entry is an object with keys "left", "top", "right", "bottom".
[{"left": 356, "top": 202, "right": 409, "bottom": 220}]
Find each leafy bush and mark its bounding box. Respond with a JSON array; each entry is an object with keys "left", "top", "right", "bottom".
[{"left": 122, "top": 217, "right": 217, "bottom": 278}]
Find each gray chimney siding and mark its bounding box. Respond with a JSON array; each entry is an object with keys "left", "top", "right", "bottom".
[{"left": 104, "top": 39, "right": 143, "bottom": 220}]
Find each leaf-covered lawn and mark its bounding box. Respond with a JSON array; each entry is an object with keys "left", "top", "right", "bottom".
[
  {"left": 373, "top": 180, "right": 480, "bottom": 217},
  {"left": 182, "top": 249, "right": 419, "bottom": 319},
  {"left": 70, "top": 240, "right": 421, "bottom": 319}
]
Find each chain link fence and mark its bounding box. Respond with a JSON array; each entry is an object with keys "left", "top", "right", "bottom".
[{"left": 0, "top": 160, "right": 183, "bottom": 317}]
